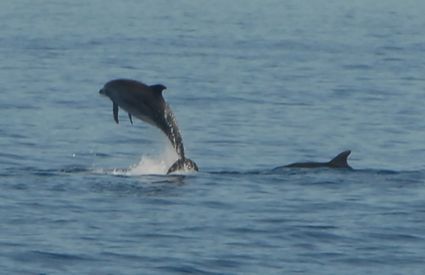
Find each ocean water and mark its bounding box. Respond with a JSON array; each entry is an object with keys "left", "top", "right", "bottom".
[{"left": 1, "top": 0, "right": 425, "bottom": 274}]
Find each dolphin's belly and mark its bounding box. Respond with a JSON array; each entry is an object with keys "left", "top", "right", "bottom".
[
  {"left": 126, "top": 107, "right": 157, "bottom": 126},
  {"left": 116, "top": 100, "right": 153, "bottom": 124},
  {"left": 132, "top": 112, "right": 158, "bottom": 127}
]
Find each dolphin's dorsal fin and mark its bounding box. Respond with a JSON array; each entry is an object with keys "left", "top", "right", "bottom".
[
  {"left": 150, "top": 84, "right": 167, "bottom": 94},
  {"left": 113, "top": 103, "right": 119, "bottom": 124},
  {"left": 328, "top": 150, "right": 351, "bottom": 168},
  {"left": 128, "top": 113, "right": 133, "bottom": 124}
]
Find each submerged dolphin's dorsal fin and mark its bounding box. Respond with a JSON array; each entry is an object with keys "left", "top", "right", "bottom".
[
  {"left": 128, "top": 113, "right": 133, "bottom": 124},
  {"left": 150, "top": 84, "right": 167, "bottom": 94},
  {"left": 328, "top": 150, "right": 351, "bottom": 168},
  {"left": 113, "top": 103, "right": 119, "bottom": 124}
]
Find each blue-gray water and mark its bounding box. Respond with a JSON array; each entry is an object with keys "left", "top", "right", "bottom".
[{"left": 1, "top": 0, "right": 425, "bottom": 274}]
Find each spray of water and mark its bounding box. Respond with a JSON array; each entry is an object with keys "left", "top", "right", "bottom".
[
  {"left": 126, "top": 144, "right": 178, "bottom": 176},
  {"left": 94, "top": 142, "right": 179, "bottom": 176}
]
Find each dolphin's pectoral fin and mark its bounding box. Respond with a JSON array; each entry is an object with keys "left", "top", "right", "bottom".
[
  {"left": 113, "top": 103, "right": 119, "bottom": 124},
  {"left": 328, "top": 150, "right": 351, "bottom": 168},
  {"left": 167, "top": 158, "right": 198, "bottom": 174},
  {"left": 128, "top": 113, "right": 133, "bottom": 124}
]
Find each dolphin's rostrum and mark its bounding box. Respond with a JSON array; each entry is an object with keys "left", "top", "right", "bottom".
[
  {"left": 273, "top": 150, "right": 352, "bottom": 170},
  {"left": 99, "top": 79, "right": 198, "bottom": 174}
]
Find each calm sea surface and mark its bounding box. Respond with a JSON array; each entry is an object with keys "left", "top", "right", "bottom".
[{"left": 1, "top": 0, "right": 425, "bottom": 274}]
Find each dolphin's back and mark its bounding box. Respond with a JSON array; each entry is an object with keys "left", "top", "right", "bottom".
[{"left": 105, "top": 79, "right": 160, "bottom": 107}]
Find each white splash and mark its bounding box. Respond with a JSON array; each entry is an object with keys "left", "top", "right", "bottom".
[{"left": 126, "top": 144, "right": 178, "bottom": 176}]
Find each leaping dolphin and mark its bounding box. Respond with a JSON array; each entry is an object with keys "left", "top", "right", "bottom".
[
  {"left": 273, "top": 150, "right": 352, "bottom": 170},
  {"left": 99, "top": 79, "right": 198, "bottom": 174}
]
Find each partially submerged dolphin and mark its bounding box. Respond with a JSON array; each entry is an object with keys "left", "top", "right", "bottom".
[
  {"left": 99, "top": 79, "right": 198, "bottom": 174},
  {"left": 274, "top": 150, "right": 352, "bottom": 170}
]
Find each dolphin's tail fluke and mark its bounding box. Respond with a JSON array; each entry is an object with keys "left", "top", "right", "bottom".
[
  {"left": 328, "top": 150, "right": 352, "bottom": 168},
  {"left": 167, "top": 158, "right": 199, "bottom": 174}
]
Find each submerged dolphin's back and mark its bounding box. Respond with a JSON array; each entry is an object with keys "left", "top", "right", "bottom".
[{"left": 273, "top": 150, "right": 352, "bottom": 170}]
